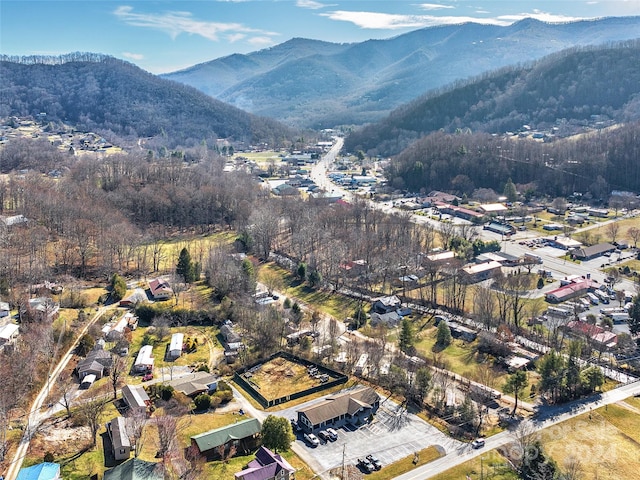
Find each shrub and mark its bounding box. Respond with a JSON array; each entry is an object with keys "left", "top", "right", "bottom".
[
  {"left": 194, "top": 393, "right": 211, "bottom": 411},
  {"left": 43, "top": 452, "right": 55, "bottom": 463}
]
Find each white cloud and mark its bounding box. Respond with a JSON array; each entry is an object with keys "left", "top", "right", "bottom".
[
  {"left": 122, "top": 52, "right": 144, "bottom": 60},
  {"left": 247, "top": 36, "right": 276, "bottom": 47},
  {"left": 320, "top": 11, "right": 510, "bottom": 29},
  {"left": 296, "top": 0, "right": 329, "bottom": 10},
  {"left": 418, "top": 3, "right": 455, "bottom": 10},
  {"left": 321, "top": 7, "right": 595, "bottom": 30},
  {"left": 113, "top": 6, "right": 278, "bottom": 41},
  {"left": 497, "top": 10, "right": 587, "bottom": 23}
]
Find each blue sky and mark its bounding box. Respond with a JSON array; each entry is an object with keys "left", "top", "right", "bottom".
[{"left": 1, "top": 1, "right": 639, "bottom": 74}]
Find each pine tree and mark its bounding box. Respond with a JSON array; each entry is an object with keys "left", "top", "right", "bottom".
[
  {"left": 176, "top": 247, "right": 195, "bottom": 283},
  {"left": 436, "top": 321, "right": 452, "bottom": 348},
  {"left": 399, "top": 317, "right": 415, "bottom": 353}
]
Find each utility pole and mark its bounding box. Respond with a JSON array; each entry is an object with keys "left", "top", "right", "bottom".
[{"left": 342, "top": 444, "right": 347, "bottom": 480}]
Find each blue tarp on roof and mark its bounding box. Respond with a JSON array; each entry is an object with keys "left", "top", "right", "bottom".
[{"left": 16, "top": 463, "right": 60, "bottom": 480}]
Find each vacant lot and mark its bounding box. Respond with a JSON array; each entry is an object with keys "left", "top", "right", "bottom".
[
  {"left": 246, "top": 357, "right": 338, "bottom": 401},
  {"left": 541, "top": 404, "right": 640, "bottom": 479}
]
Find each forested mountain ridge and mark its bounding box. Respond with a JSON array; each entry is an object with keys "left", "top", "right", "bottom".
[
  {"left": 384, "top": 121, "right": 640, "bottom": 200},
  {"left": 161, "top": 17, "right": 640, "bottom": 128},
  {"left": 0, "top": 53, "right": 296, "bottom": 149},
  {"left": 344, "top": 41, "right": 640, "bottom": 158}
]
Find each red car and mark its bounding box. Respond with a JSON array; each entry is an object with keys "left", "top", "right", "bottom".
[{"left": 142, "top": 373, "right": 153, "bottom": 382}]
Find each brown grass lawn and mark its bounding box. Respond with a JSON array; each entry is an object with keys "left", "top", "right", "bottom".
[
  {"left": 366, "top": 446, "right": 443, "bottom": 480},
  {"left": 432, "top": 450, "right": 518, "bottom": 480},
  {"left": 541, "top": 405, "right": 640, "bottom": 480},
  {"left": 246, "top": 357, "right": 339, "bottom": 401}
]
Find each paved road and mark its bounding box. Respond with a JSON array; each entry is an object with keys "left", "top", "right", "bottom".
[{"left": 4, "top": 306, "right": 111, "bottom": 480}]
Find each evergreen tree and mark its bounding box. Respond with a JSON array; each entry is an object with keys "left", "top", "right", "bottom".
[
  {"left": 436, "top": 321, "right": 452, "bottom": 348},
  {"left": 176, "top": 247, "right": 195, "bottom": 283},
  {"left": 503, "top": 177, "right": 518, "bottom": 202},
  {"left": 504, "top": 370, "right": 529, "bottom": 415},
  {"left": 399, "top": 317, "right": 415, "bottom": 353}
]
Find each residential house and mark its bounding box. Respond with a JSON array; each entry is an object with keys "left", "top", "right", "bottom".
[
  {"left": 107, "top": 416, "right": 133, "bottom": 461},
  {"left": 0, "top": 300, "right": 10, "bottom": 318},
  {"left": 134, "top": 345, "right": 154, "bottom": 373},
  {"left": 76, "top": 348, "right": 113, "bottom": 380},
  {"left": 167, "top": 371, "right": 218, "bottom": 397},
  {"left": 0, "top": 323, "right": 19, "bottom": 350},
  {"left": 148, "top": 278, "right": 173, "bottom": 300},
  {"left": 338, "top": 259, "right": 367, "bottom": 277},
  {"left": 119, "top": 288, "right": 148, "bottom": 307},
  {"left": 104, "top": 312, "right": 137, "bottom": 342},
  {"left": 16, "top": 462, "right": 61, "bottom": 480},
  {"left": 448, "top": 322, "right": 478, "bottom": 342},
  {"left": 103, "top": 458, "right": 163, "bottom": 480},
  {"left": 369, "top": 311, "right": 401, "bottom": 327},
  {"left": 221, "top": 324, "right": 243, "bottom": 351},
  {"left": 191, "top": 418, "right": 262, "bottom": 460},
  {"left": 372, "top": 295, "right": 401, "bottom": 314},
  {"left": 297, "top": 386, "right": 379, "bottom": 432},
  {"left": 169, "top": 332, "right": 184, "bottom": 359},
  {"left": 23, "top": 297, "right": 59, "bottom": 322},
  {"left": 235, "top": 446, "right": 296, "bottom": 480},
  {"left": 121, "top": 384, "right": 151, "bottom": 413}
]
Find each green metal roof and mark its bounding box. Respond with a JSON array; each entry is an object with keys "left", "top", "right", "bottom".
[
  {"left": 103, "top": 459, "right": 162, "bottom": 480},
  {"left": 192, "top": 417, "right": 261, "bottom": 451}
]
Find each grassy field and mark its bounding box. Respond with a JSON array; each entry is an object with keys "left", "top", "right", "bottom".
[
  {"left": 413, "top": 325, "right": 509, "bottom": 391},
  {"left": 540, "top": 405, "right": 640, "bottom": 480},
  {"left": 432, "top": 451, "right": 518, "bottom": 480},
  {"left": 258, "top": 263, "right": 360, "bottom": 320}
]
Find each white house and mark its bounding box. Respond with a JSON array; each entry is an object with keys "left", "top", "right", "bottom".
[
  {"left": 0, "top": 301, "right": 10, "bottom": 318},
  {"left": 149, "top": 278, "right": 173, "bottom": 300},
  {"left": 134, "top": 345, "right": 154, "bottom": 373},
  {"left": 0, "top": 323, "right": 19, "bottom": 350},
  {"left": 169, "top": 332, "right": 184, "bottom": 359}
]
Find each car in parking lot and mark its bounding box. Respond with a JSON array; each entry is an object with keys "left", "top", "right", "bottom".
[
  {"left": 304, "top": 433, "right": 320, "bottom": 447},
  {"left": 357, "top": 458, "right": 375, "bottom": 473},
  {"left": 471, "top": 438, "right": 485, "bottom": 449},
  {"left": 318, "top": 430, "right": 330, "bottom": 442},
  {"left": 290, "top": 419, "right": 300, "bottom": 432},
  {"left": 326, "top": 427, "right": 339, "bottom": 441},
  {"left": 366, "top": 454, "right": 382, "bottom": 470}
]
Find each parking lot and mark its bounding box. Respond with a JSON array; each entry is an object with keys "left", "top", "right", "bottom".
[{"left": 281, "top": 394, "right": 464, "bottom": 473}]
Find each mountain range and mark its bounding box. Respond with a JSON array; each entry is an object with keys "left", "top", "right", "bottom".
[
  {"left": 344, "top": 41, "right": 640, "bottom": 157},
  {"left": 162, "top": 17, "right": 640, "bottom": 128}
]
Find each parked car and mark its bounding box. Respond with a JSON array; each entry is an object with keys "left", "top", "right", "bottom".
[
  {"left": 366, "top": 454, "right": 382, "bottom": 470},
  {"left": 142, "top": 373, "right": 153, "bottom": 382},
  {"left": 357, "top": 458, "right": 375, "bottom": 473},
  {"left": 471, "top": 438, "right": 485, "bottom": 449},
  {"left": 290, "top": 419, "right": 300, "bottom": 432},
  {"left": 304, "top": 433, "right": 320, "bottom": 447},
  {"left": 326, "top": 427, "right": 339, "bottom": 441},
  {"left": 318, "top": 430, "right": 330, "bottom": 441}
]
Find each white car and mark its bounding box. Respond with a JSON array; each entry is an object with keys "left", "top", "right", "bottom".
[
  {"left": 471, "top": 438, "right": 485, "bottom": 449},
  {"left": 304, "top": 433, "right": 320, "bottom": 447}
]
